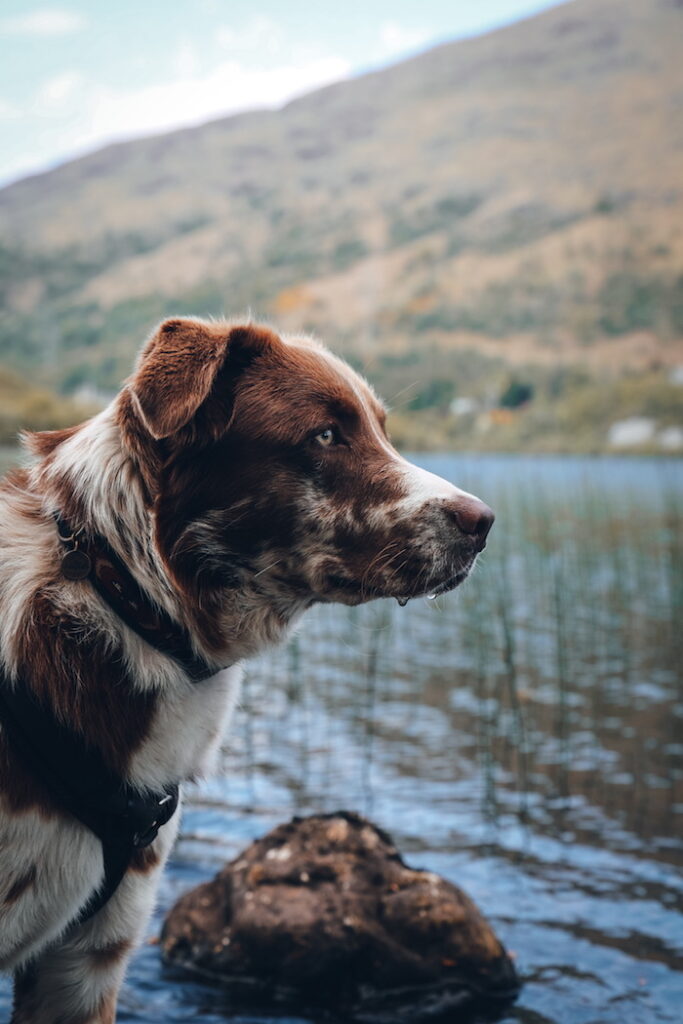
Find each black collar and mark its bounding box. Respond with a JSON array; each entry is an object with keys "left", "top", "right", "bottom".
[{"left": 55, "top": 514, "right": 216, "bottom": 682}]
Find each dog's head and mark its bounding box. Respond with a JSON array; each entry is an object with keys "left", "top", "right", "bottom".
[{"left": 120, "top": 317, "right": 493, "bottom": 618}]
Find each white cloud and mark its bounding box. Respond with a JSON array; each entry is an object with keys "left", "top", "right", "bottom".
[
  {"left": 70, "top": 54, "right": 351, "bottom": 152},
  {"left": 0, "top": 8, "right": 85, "bottom": 36},
  {"left": 36, "top": 70, "right": 83, "bottom": 107},
  {"left": 1, "top": 17, "right": 353, "bottom": 186},
  {"left": 377, "top": 20, "right": 432, "bottom": 58}
]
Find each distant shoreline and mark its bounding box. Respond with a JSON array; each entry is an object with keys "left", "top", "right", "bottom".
[{"left": 1, "top": 444, "right": 681, "bottom": 477}]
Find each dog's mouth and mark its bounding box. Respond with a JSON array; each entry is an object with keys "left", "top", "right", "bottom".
[
  {"left": 394, "top": 566, "right": 471, "bottom": 606},
  {"left": 324, "top": 562, "right": 473, "bottom": 607},
  {"left": 426, "top": 567, "right": 471, "bottom": 597}
]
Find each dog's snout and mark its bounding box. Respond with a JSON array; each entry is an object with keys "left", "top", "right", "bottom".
[{"left": 452, "top": 497, "right": 495, "bottom": 551}]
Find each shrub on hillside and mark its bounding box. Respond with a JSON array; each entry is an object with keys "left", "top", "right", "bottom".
[{"left": 500, "top": 379, "right": 534, "bottom": 409}]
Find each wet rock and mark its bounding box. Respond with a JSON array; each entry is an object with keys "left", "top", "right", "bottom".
[{"left": 161, "top": 811, "right": 519, "bottom": 1021}]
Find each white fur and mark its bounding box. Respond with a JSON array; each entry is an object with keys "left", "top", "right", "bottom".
[
  {"left": 38, "top": 408, "right": 181, "bottom": 621},
  {"left": 128, "top": 666, "right": 242, "bottom": 787},
  {"left": 392, "top": 457, "right": 479, "bottom": 515}
]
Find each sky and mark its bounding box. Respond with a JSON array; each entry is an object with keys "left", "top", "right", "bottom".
[{"left": 0, "top": 0, "right": 563, "bottom": 188}]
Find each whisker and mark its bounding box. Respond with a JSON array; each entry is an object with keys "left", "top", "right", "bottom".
[
  {"left": 386, "top": 381, "right": 422, "bottom": 408},
  {"left": 253, "top": 558, "right": 283, "bottom": 579}
]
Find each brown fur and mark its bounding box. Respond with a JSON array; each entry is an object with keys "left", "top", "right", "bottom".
[
  {"left": 24, "top": 425, "right": 85, "bottom": 460},
  {"left": 0, "top": 734, "right": 57, "bottom": 818},
  {"left": 3, "top": 867, "right": 37, "bottom": 906},
  {"left": 16, "top": 591, "right": 158, "bottom": 775},
  {"left": 129, "top": 317, "right": 234, "bottom": 440},
  {"left": 89, "top": 941, "right": 133, "bottom": 971},
  {"left": 129, "top": 844, "right": 161, "bottom": 874}
]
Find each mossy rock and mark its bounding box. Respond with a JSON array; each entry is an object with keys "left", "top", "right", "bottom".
[{"left": 161, "top": 811, "right": 519, "bottom": 1022}]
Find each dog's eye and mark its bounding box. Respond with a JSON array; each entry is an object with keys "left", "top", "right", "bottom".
[{"left": 314, "top": 428, "right": 337, "bottom": 448}]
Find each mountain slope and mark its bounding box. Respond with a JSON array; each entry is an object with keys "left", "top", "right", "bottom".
[{"left": 0, "top": 0, "right": 681, "bottom": 412}]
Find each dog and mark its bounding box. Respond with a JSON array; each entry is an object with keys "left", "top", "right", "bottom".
[{"left": 0, "top": 317, "right": 493, "bottom": 1023}]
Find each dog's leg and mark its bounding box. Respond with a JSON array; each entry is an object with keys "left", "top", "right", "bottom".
[
  {"left": 11, "top": 817, "right": 179, "bottom": 1024},
  {"left": 11, "top": 938, "right": 126, "bottom": 1024}
]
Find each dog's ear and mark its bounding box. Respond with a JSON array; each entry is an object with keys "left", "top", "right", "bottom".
[
  {"left": 128, "top": 318, "right": 229, "bottom": 440},
  {"left": 128, "top": 318, "right": 273, "bottom": 440}
]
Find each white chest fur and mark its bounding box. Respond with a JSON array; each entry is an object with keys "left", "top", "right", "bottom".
[{"left": 128, "top": 665, "right": 243, "bottom": 790}]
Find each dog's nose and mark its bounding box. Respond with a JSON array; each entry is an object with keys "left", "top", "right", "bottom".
[{"left": 453, "top": 498, "right": 495, "bottom": 551}]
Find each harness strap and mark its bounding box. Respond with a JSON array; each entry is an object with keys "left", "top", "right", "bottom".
[
  {"left": 0, "top": 512, "right": 217, "bottom": 926},
  {"left": 0, "top": 675, "right": 178, "bottom": 928}
]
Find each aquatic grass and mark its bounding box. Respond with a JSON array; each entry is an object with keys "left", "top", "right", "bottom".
[
  {"left": 493, "top": 533, "right": 530, "bottom": 822},
  {"left": 364, "top": 610, "right": 391, "bottom": 810},
  {"left": 662, "top": 486, "right": 683, "bottom": 676},
  {"left": 466, "top": 577, "right": 501, "bottom": 822}
]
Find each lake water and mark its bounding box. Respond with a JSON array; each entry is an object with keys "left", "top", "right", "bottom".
[{"left": 0, "top": 453, "right": 682, "bottom": 1023}]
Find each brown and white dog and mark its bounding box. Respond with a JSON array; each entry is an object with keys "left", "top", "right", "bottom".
[{"left": 0, "top": 318, "right": 493, "bottom": 1023}]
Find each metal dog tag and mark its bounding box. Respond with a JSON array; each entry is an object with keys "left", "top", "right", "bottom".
[{"left": 62, "top": 548, "right": 92, "bottom": 580}]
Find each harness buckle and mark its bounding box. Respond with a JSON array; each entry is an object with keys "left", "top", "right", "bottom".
[{"left": 129, "top": 789, "right": 178, "bottom": 848}]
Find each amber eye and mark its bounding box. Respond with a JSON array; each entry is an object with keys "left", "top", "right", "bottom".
[{"left": 314, "top": 427, "right": 337, "bottom": 448}]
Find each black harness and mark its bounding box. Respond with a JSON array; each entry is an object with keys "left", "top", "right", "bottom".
[{"left": 0, "top": 516, "right": 216, "bottom": 927}]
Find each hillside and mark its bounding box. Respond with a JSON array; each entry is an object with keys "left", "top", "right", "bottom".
[
  {"left": 0, "top": 0, "right": 682, "bottom": 450},
  {"left": 0, "top": 366, "right": 96, "bottom": 445}
]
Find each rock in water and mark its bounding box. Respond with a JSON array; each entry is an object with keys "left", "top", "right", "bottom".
[{"left": 161, "top": 812, "right": 519, "bottom": 1021}]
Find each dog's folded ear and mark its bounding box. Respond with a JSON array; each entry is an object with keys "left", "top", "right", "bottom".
[{"left": 128, "top": 318, "right": 272, "bottom": 441}]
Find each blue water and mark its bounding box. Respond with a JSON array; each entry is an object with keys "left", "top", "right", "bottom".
[{"left": 1, "top": 454, "right": 682, "bottom": 1023}]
